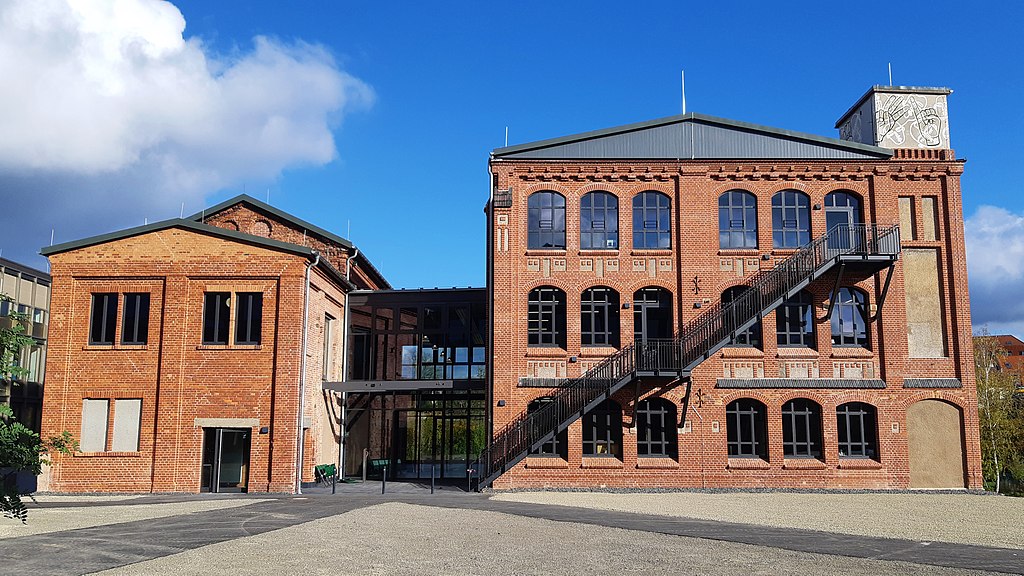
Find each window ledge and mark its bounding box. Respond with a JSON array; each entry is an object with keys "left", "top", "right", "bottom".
[
  {"left": 525, "top": 250, "right": 567, "bottom": 256},
  {"left": 782, "top": 458, "right": 827, "bottom": 470},
  {"left": 74, "top": 451, "right": 143, "bottom": 458},
  {"left": 636, "top": 457, "right": 679, "bottom": 469},
  {"left": 581, "top": 457, "right": 623, "bottom": 469},
  {"left": 525, "top": 456, "right": 569, "bottom": 469},
  {"left": 717, "top": 249, "right": 760, "bottom": 257},
  {"left": 830, "top": 348, "right": 874, "bottom": 358},
  {"left": 524, "top": 349, "right": 567, "bottom": 359},
  {"left": 838, "top": 458, "right": 883, "bottom": 470},
  {"left": 82, "top": 344, "right": 150, "bottom": 351},
  {"left": 727, "top": 458, "right": 770, "bottom": 470},
  {"left": 578, "top": 250, "right": 619, "bottom": 256},
  {"left": 630, "top": 249, "right": 673, "bottom": 256},
  {"left": 579, "top": 347, "right": 619, "bottom": 356},
  {"left": 776, "top": 348, "right": 819, "bottom": 358},
  {"left": 196, "top": 344, "right": 263, "bottom": 351},
  {"left": 720, "top": 347, "right": 764, "bottom": 359}
]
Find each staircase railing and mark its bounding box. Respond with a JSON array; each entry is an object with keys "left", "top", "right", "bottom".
[{"left": 474, "top": 223, "right": 899, "bottom": 487}]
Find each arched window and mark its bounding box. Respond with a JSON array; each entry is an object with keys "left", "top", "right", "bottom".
[
  {"left": 777, "top": 290, "right": 815, "bottom": 348},
  {"left": 636, "top": 398, "right": 677, "bottom": 459},
  {"left": 632, "top": 191, "right": 672, "bottom": 249},
  {"left": 581, "top": 287, "right": 620, "bottom": 347},
  {"left": 528, "top": 287, "right": 565, "bottom": 348},
  {"left": 633, "top": 287, "right": 673, "bottom": 343},
  {"left": 528, "top": 191, "right": 566, "bottom": 249},
  {"left": 831, "top": 287, "right": 868, "bottom": 347},
  {"left": 781, "top": 398, "right": 823, "bottom": 459},
  {"left": 726, "top": 399, "right": 767, "bottom": 459},
  {"left": 771, "top": 190, "right": 810, "bottom": 248},
  {"left": 721, "top": 286, "right": 762, "bottom": 348},
  {"left": 836, "top": 402, "right": 878, "bottom": 459},
  {"left": 583, "top": 399, "right": 622, "bottom": 458},
  {"left": 719, "top": 190, "right": 758, "bottom": 249},
  {"left": 528, "top": 397, "right": 568, "bottom": 459},
  {"left": 580, "top": 191, "right": 619, "bottom": 250}
]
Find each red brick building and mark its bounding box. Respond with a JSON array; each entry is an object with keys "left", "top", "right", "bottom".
[
  {"left": 481, "top": 85, "right": 983, "bottom": 490},
  {"left": 992, "top": 334, "right": 1024, "bottom": 383},
  {"left": 39, "top": 196, "right": 387, "bottom": 493}
]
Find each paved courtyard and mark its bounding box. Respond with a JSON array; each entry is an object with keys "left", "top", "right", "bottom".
[{"left": 2, "top": 487, "right": 1021, "bottom": 575}]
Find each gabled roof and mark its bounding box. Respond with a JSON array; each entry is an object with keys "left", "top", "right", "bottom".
[{"left": 491, "top": 112, "right": 893, "bottom": 161}]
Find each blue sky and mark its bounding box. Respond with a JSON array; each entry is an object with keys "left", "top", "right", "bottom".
[{"left": 2, "top": 0, "right": 1023, "bottom": 333}]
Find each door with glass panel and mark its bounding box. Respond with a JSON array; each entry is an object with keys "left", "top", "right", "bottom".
[
  {"left": 201, "top": 428, "right": 251, "bottom": 493},
  {"left": 633, "top": 288, "right": 673, "bottom": 370},
  {"left": 825, "top": 191, "right": 863, "bottom": 253}
]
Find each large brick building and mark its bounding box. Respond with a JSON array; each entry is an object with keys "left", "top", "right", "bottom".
[{"left": 480, "top": 85, "right": 983, "bottom": 490}]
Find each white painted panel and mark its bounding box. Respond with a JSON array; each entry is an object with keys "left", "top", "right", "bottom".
[
  {"left": 80, "top": 399, "right": 109, "bottom": 452},
  {"left": 112, "top": 399, "right": 142, "bottom": 452}
]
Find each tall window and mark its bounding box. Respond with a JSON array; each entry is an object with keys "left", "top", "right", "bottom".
[
  {"left": 726, "top": 399, "right": 767, "bottom": 459},
  {"left": 234, "top": 292, "right": 263, "bottom": 345},
  {"left": 781, "top": 398, "right": 823, "bottom": 459},
  {"left": 836, "top": 402, "right": 878, "bottom": 459},
  {"left": 121, "top": 293, "right": 150, "bottom": 345},
  {"left": 582, "top": 399, "right": 622, "bottom": 458},
  {"left": 89, "top": 293, "right": 118, "bottom": 345},
  {"left": 202, "top": 292, "right": 231, "bottom": 345},
  {"left": 528, "top": 397, "right": 568, "bottom": 459},
  {"left": 527, "top": 287, "right": 566, "bottom": 348},
  {"left": 721, "top": 287, "right": 762, "bottom": 348},
  {"left": 528, "top": 191, "right": 566, "bottom": 249},
  {"left": 580, "top": 191, "right": 619, "bottom": 249},
  {"left": 323, "top": 313, "right": 336, "bottom": 380},
  {"left": 719, "top": 190, "right": 758, "bottom": 249},
  {"left": 831, "top": 287, "right": 868, "bottom": 347},
  {"left": 581, "top": 287, "right": 619, "bottom": 347},
  {"left": 632, "top": 191, "right": 671, "bottom": 249},
  {"left": 777, "top": 290, "right": 815, "bottom": 347},
  {"left": 636, "top": 398, "right": 677, "bottom": 459},
  {"left": 772, "top": 190, "right": 810, "bottom": 248}
]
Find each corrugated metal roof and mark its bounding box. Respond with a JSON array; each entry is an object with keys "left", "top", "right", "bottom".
[{"left": 492, "top": 112, "right": 892, "bottom": 161}]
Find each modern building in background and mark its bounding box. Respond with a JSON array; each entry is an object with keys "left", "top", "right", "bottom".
[{"left": 0, "top": 257, "right": 50, "bottom": 433}]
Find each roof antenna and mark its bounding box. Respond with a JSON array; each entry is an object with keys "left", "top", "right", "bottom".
[
  {"left": 145, "top": 217, "right": 148, "bottom": 225},
  {"left": 267, "top": 188, "right": 271, "bottom": 204},
  {"left": 504, "top": 126, "right": 508, "bottom": 147},
  {"left": 180, "top": 203, "right": 184, "bottom": 218},
  {"left": 888, "top": 62, "right": 892, "bottom": 86},
  {"left": 681, "top": 69, "right": 686, "bottom": 115},
  {"left": 50, "top": 229, "right": 54, "bottom": 246},
  {"left": 347, "top": 219, "right": 351, "bottom": 239}
]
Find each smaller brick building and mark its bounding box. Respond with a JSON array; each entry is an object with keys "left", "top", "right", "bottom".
[{"left": 39, "top": 195, "right": 387, "bottom": 493}]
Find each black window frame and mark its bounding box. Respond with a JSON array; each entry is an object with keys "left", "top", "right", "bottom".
[
  {"left": 781, "top": 398, "right": 823, "bottom": 459},
  {"left": 234, "top": 292, "right": 263, "bottom": 346},
  {"left": 836, "top": 402, "right": 878, "bottom": 459},
  {"left": 202, "top": 292, "right": 231, "bottom": 346},
  {"left": 831, "top": 287, "right": 869, "bottom": 348},
  {"left": 721, "top": 286, "right": 762, "bottom": 348},
  {"left": 581, "top": 287, "right": 619, "bottom": 348},
  {"left": 772, "top": 190, "right": 811, "bottom": 249},
  {"left": 89, "top": 293, "right": 118, "bottom": 345},
  {"left": 719, "top": 189, "right": 758, "bottom": 249},
  {"left": 528, "top": 191, "right": 566, "bottom": 250},
  {"left": 726, "top": 398, "right": 768, "bottom": 459},
  {"left": 636, "top": 398, "right": 677, "bottom": 459},
  {"left": 580, "top": 191, "right": 619, "bottom": 250},
  {"left": 582, "top": 399, "right": 622, "bottom": 458},
  {"left": 527, "top": 397, "right": 568, "bottom": 459},
  {"left": 777, "top": 290, "right": 815, "bottom": 348},
  {"left": 120, "top": 293, "right": 150, "bottom": 346},
  {"left": 527, "top": 287, "right": 566, "bottom": 348},
  {"left": 632, "top": 191, "right": 672, "bottom": 249}
]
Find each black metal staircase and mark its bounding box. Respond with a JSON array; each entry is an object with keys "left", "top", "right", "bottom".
[{"left": 474, "top": 224, "right": 900, "bottom": 488}]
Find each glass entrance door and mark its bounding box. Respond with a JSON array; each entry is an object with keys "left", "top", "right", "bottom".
[
  {"left": 633, "top": 287, "right": 673, "bottom": 343},
  {"left": 201, "top": 428, "right": 251, "bottom": 493},
  {"left": 391, "top": 392, "right": 485, "bottom": 481},
  {"left": 825, "top": 192, "right": 863, "bottom": 252}
]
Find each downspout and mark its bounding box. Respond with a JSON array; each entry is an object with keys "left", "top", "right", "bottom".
[
  {"left": 338, "top": 248, "right": 358, "bottom": 479},
  {"left": 296, "top": 251, "right": 320, "bottom": 494}
]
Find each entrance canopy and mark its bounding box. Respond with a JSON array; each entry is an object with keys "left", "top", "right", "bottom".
[{"left": 323, "top": 380, "right": 453, "bottom": 393}]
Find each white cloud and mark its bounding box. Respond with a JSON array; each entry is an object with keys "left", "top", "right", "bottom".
[
  {"left": 0, "top": 0, "right": 372, "bottom": 266},
  {"left": 965, "top": 205, "right": 1024, "bottom": 336}
]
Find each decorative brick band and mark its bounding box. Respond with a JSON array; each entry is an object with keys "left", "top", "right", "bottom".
[
  {"left": 903, "top": 378, "right": 962, "bottom": 389},
  {"left": 715, "top": 378, "right": 886, "bottom": 389}
]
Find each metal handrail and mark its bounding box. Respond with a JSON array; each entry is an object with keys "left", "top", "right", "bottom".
[{"left": 474, "top": 224, "right": 899, "bottom": 486}]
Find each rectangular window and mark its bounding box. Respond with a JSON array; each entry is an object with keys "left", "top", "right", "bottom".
[
  {"left": 202, "top": 292, "right": 231, "bottom": 345},
  {"left": 323, "top": 313, "right": 335, "bottom": 380},
  {"left": 234, "top": 292, "right": 263, "bottom": 345},
  {"left": 80, "top": 399, "right": 110, "bottom": 452},
  {"left": 89, "top": 293, "right": 118, "bottom": 345},
  {"left": 112, "top": 399, "right": 142, "bottom": 452},
  {"left": 121, "top": 293, "right": 150, "bottom": 345}
]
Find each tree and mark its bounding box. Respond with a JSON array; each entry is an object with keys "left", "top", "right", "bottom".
[
  {"left": 0, "top": 294, "right": 33, "bottom": 382},
  {"left": 974, "top": 333, "right": 1024, "bottom": 493}
]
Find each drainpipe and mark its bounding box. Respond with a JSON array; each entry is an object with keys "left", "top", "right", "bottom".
[
  {"left": 296, "top": 251, "right": 320, "bottom": 494},
  {"left": 338, "top": 249, "right": 358, "bottom": 479}
]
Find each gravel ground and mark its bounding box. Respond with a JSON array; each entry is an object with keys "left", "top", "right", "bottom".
[
  {"left": 95, "top": 503, "right": 1001, "bottom": 576},
  {"left": 492, "top": 492, "right": 1024, "bottom": 550},
  {"left": 0, "top": 499, "right": 269, "bottom": 539}
]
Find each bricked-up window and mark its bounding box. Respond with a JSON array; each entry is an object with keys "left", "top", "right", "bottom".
[
  {"left": 121, "top": 293, "right": 150, "bottom": 345},
  {"left": 831, "top": 287, "right": 868, "bottom": 347},
  {"left": 80, "top": 398, "right": 142, "bottom": 452},
  {"left": 719, "top": 190, "right": 758, "bottom": 249},
  {"left": 234, "top": 292, "right": 263, "bottom": 345},
  {"left": 782, "top": 398, "right": 823, "bottom": 459},
  {"left": 528, "top": 191, "right": 566, "bottom": 249},
  {"left": 776, "top": 290, "right": 815, "bottom": 347},
  {"left": 323, "top": 313, "right": 336, "bottom": 380},
  {"left": 581, "top": 287, "right": 619, "bottom": 347},
  {"left": 836, "top": 402, "right": 878, "bottom": 459},
  {"left": 632, "top": 191, "right": 671, "bottom": 249},
  {"left": 721, "top": 287, "right": 762, "bottom": 348},
  {"left": 580, "top": 191, "right": 618, "bottom": 249},
  {"left": 527, "top": 397, "right": 568, "bottom": 459},
  {"left": 583, "top": 399, "right": 622, "bottom": 458},
  {"left": 636, "top": 398, "right": 677, "bottom": 458},
  {"left": 528, "top": 287, "right": 565, "bottom": 348},
  {"left": 89, "top": 293, "right": 118, "bottom": 345},
  {"left": 726, "top": 398, "right": 767, "bottom": 459},
  {"left": 772, "top": 190, "right": 811, "bottom": 248},
  {"left": 202, "top": 292, "right": 231, "bottom": 345}
]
